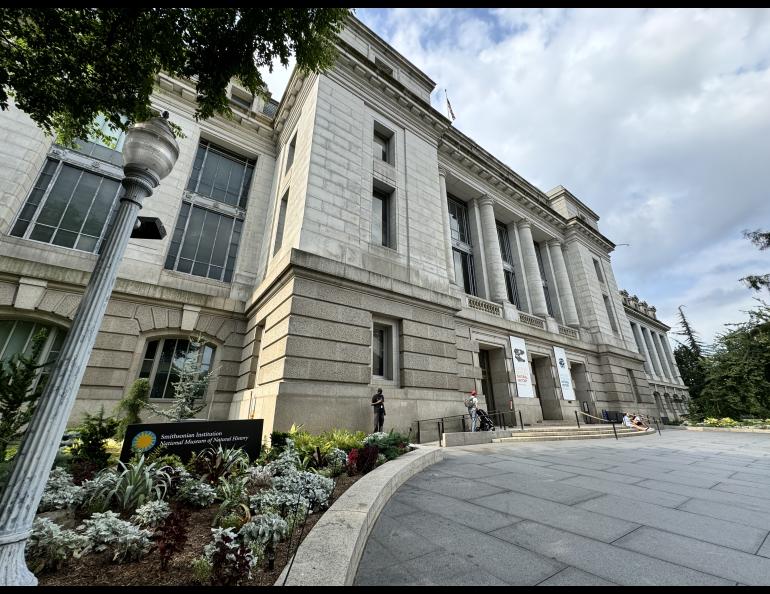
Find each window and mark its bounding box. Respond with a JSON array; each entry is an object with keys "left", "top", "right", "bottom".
[
  {"left": 372, "top": 122, "right": 394, "bottom": 165},
  {"left": 167, "top": 140, "right": 253, "bottom": 282},
  {"left": 273, "top": 191, "right": 289, "bottom": 255},
  {"left": 372, "top": 187, "right": 394, "bottom": 248},
  {"left": 0, "top": 320, "right": 65, "bottom": 390},
  {"left": 138, "top": 337, "right": 216, "bottom": 399},
  {"left": 164, "top": 203, "right": 242, "bottom": 282},
  {"left": 448, "top": 197, "right": 477, "bottom": 296},
  {"left": 11, "top": 158, "right": 123, "bottom": 253},
  {"left": 593, "top": 258, "right": 605, "bottom": 284},
  {"left": 604, "top": 294, "right": 619, "bottom": 333},
  {"left": 72, "top": 114, "right": 127, "bottom": 167},
  {"left": 285, "top": 133, "right": 297, "bottom": 173},
  {"left": 230, "top": 91, "right": 253, "bottom": 112},
  {"left": 535, "top": 243, "right": 555, "bottom": 317},
  {"left": 372, "top": 321, "right": 397, "bottom": 381},
  {"left": 497, "top": 222, "right": 521, "bottom": 308},
  {"left": 186, "top": 140, "right": 255, "bottom": 208}
]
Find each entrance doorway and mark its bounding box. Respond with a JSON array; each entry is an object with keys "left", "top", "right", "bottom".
[
  {"left": 478, "top": 346, "right": 509, "bottom": 415},
  {"left": 570, "top": 362, "right": 594, "bottom": 419},
  {"left": 532, "top": 354, "right": 562, "bottom": 420}
]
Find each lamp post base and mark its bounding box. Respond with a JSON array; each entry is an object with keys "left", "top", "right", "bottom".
[{"left": 0, "top": 539, "right": 37, "bottom": 586}]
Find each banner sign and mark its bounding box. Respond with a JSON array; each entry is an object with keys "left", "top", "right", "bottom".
[
  {"left": 120, "top": 419, "right": 263, "bottom": 463},
  {"left": 553, "top": 346, "right": 576, "bottom": 401},
  {"left": 509, "top": 336, "right": 534, "bottom": 398}
]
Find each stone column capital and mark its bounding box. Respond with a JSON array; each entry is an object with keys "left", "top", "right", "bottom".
[
  {"left": 516, "top": 219, "right": 531, "bottom": 230},
  {"left": 477, "top": 194, "right": 494, "bottom": 208},
  {"left": 438, "top": 165, "right": 448, "bottom": 179},
  {"left": 547, "top": 238, "right": 562, "bottom": 249}
]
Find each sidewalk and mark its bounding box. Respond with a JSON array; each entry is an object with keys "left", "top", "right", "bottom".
[{"left": 355, "top": 431, "right": 770, "bottom": 586}]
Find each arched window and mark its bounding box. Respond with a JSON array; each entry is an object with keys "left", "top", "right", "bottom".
[
  {"left": 0, "top": 319, "right": 66, "bottom": 389},
  {"left": 138, "top": 337, "right": 216, "bottom": 399}
]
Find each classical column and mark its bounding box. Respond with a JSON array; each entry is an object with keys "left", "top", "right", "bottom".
[
  {"left": 630, "top": 322, "right": 654, "bottom": 376},
  {"left": 516, "top": 220, "right": 549, "bottom": 317},
  {"left": 438, "top": 167, "right": 456, "bottom": 285},
  {"left": 641, "top": 326, "right": 663, "bottom": 378},
  {"left": 547, "top": 240, "right": 579, "bottom": 327},
  {"left": 468, "top": 197, "right": 489, "bottom": 298},
  {"left": 477, "top": 195, "right": 509, "bottom": 303},
  {"left": 652, "top": 331, "right": 673, "bottom": 381},
  {"left": 660, "top": 334, "right": 684, "bottom": 384}
]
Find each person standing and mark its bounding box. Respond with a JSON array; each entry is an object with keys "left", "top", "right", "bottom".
[
  {"left": 465, "top": 389, "right": 478, "bottom": 432},
  {"left": 371, "top": 388, "right": 385, "bottom": 433}
]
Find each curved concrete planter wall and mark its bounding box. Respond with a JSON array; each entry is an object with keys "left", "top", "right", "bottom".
[{"left": 276, "top": 445, "right": 444, "bottom": 586}]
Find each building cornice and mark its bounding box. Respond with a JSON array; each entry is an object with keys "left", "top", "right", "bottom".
[
  {"left": 564, "top": 218, "right": 616, "bottom": 253},
  {"left": 546, "top": 185, "right": 601, "bottom": 221}
]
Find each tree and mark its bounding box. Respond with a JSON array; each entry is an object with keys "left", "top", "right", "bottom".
[
  {"left": 0, "top": 329, "right": 48, "bottom": 462},
  {"left": 0, "top": 8, "right": 352, "bottom": 144},
  {"left": 740, "top": 229, "right": 770, "bottom": 291},
  {"left": 115, "top": 378, "right": 150, "bottom": 439},
  {"left": 145, "top": 338, "right": 216, "bottom": 422},
  {"left": 673, "top": 306, "right": 708, "bottom": 418},
  {"left": 696, "top": 302, "right": 770, "bottom": 420}
]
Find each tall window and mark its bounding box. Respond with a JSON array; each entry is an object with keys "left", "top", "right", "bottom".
[
  {"left": 448, "top": 196, "right": 477, "bottom": 296},
  {"left": 285, "top": 133, "right": 297, "bottom": 173},
  {"left": 138, "top": 337, "right": 216, "bottom": 399},
  {"left": 186, "top": 140, "right": 255, "bottom": 208},
  {"left": 372, "top": 187, "right": 393, "bottom": 248},
  {"left": 627, "top": 369, "right": 641, "bottom": 403},
  {"left": 167, "top": 140, "right": 253, "bottom": 282},
  {"left": 535, "top": 243, "right": 555, "bottom": 316},
  {"left": 273, "top": 191, "right": 289, "bottom": 255},
  {"left": 372, "top": 321, "right": 397, "bottom": 381},
  {"left": 496, "top": 222, "right": 520, "bottom": 308},
  {"left": 11, "top": 159, "right": 123, "bottom": 253},
  {"left": 593, "top": 258, "right": 605, "bottom": 284},
  {"left": 604, "top": 294, "right": 619, "bottom": 333},
  {"left": 372, "top": 122, "right": 394, "bottom": 165},
  {"left": 0, "top": 320, "right": 65, "bottom": 390}
]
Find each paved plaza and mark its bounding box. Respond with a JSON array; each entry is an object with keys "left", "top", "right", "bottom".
[{"left": 354, "top": 430, "right": 770, "bottom": 586}]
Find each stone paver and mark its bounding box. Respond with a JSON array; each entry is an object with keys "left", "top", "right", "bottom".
[{"left": 354, "top": 431, "right": 770, "bottom": 585}]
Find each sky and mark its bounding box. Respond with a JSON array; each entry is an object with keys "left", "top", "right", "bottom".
[{"left": 260, "top": 8, "right": 770, "bottom": 346}]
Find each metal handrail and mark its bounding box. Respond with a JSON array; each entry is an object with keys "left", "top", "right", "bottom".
[{"left": 577, "top": 410, "right": 618, "bottom": 440}]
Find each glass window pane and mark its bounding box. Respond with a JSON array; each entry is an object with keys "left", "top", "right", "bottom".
[
  {"left": 179, "top": 207, "right": 205, "bottom": 260},
  {"left": 58, "top": 173, "right": 100, "bottom": 233},
  {"left": 51, "top": 229, "right": 78, "bottom": 249},
  {"left": 75, "top": 235, "right": 98, "bottom": 252},
  {"left": 81, "top": 177, "right": 120, "bottom": 237},
  {"left": 36, "top": 166, "right": 81, "bottom": 226},
  {"left": 2, "top": 321, "right": 33, "bottom": 360},
  {"left": 210, "top": 217, "right": 233, "bottom": 267},
  {"left": 29, "top": 224, "right": 55, "bottom": 243},
  {"left": 372, "top": 194, "right": 383, "bottom": 245},
  {"left": 194, "top": 211, "right": 219, "bottom": 266},
  {"left": 373, "top": 327, "right": 384, "bottom": 376}
]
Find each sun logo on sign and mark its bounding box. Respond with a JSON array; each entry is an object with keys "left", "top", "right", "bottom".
[{"left": 131, "top": 430, "right": 157, "bottom": 453}]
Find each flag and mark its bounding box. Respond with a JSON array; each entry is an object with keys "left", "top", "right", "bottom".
[{"left": 445, "top": 89, "right": 456, "bottom": 122}]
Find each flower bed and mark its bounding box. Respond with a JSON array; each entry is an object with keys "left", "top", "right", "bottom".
[
  {"left": 685, "top": 417, "right": 770, "bottom": 429},
  {"left": 26, "top": 427, "right": 412, "bottom": 586}
]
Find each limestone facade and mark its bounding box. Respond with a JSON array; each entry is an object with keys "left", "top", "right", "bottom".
[{"left": 0, "top": 16, "right": 688, "bottom": 438}]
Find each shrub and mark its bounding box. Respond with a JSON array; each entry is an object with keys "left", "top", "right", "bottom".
[
  {"left": 79, "top": 469, "right": 119, "bottom": 513},
  {"left": 69, "top": 407, "right": 119, "bottom": 480},
  {"left": 265, "top": 441, "right": 302, "bottom": 477},
  {"left": 202, "top": 527, "right": 257, "bottom": 586},
  {"left": 115, "top": 378, "right": 149, "bottom": 439},
  {"left": 175, "top": 477, "right": 217, "bottom": 507},
  {"left": 89, "top": 456, "right": 170, "bottom": 513},
  {"left": 189, "top": 445, "right": 249, "bottom": 484},
  {"left": 155, "top": 505, "right": 190, "bottom": 569},
  {"left": 363, "top": 430, "right": 410, "bottom": 460},
  {"left": 348, "top": 445, "right": 379, "bottom": 475},
  {"left": 213, "top": 475, "right": 251, "bottom": 528},
  {"left": 249, "top": 488, "right": 308, "bottom": 519},
  {"left": 132, "top": 500, "right": 171, "bottom": 528},
  {"left": 270, "top": 431, "right": 291, "bottom": 451},
  {"left": 192, "top": 557, "right": 213, "bottom": 584},
  {"left": 272, "top": 471, "right": 334, "bottom": 511},
  {"left": 78, "top": 511, "right": 152, "bottom": 563},
  {"left": 38, "top": 468, "right": 83, "bottom": 512},
  {"left": 26, "top": 517, "right": 88, "bottom": 573},
  {"left": 239, "top": 513, "right": 288, "bottom": 568},
  {"left": 245, "top": 465, "right": 273, "bottom": 491}
]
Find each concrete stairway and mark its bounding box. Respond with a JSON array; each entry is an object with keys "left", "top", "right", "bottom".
[{"left": 492, "top": 425, "right": 654, "bottom": 443}]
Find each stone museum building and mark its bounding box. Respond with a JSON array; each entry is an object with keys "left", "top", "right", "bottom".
[{"left": 0, "top": 16, "right": 688, "bottom": 439}]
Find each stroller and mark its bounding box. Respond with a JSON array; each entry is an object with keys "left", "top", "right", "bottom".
[{"left": 475, "top": 408, "right": 496, "bottom": 431}]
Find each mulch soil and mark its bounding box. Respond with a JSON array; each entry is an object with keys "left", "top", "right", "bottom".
[{"left": 37, "top": 472, "right": 361, "bottom": 587}]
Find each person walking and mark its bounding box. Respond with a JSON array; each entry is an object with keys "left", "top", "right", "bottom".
[
  {"left": 371, "top": 388, "right": 385, "bottom": 433},
  {"left": 465, "top": 389, "right": 478, "bottom": 432}
]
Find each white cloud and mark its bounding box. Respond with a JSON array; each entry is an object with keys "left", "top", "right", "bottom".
[{"left": 358, "top": 7, "right": 770, "bottom": 343}]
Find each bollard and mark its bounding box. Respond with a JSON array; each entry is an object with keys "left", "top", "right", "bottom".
[
  {"left": 611, "top": 422, "right": 618, "bottom": 440},
  {"left": 518, "top": 410, "right": 525, "bottom": 431},
  {"left": 575, "top": 410, "right": 581, "bottom": 428}
]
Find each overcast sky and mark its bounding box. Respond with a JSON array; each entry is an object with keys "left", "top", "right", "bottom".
[{"left": 261, "top": 8, "right": 770, "bottom": 346}]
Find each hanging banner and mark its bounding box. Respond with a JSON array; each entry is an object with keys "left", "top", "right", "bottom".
[
  {"left": 553, "top": 346, "right": 576, "bottom": 401},
  {"left": 509, "top": 336, "right": 534, "bottom": 398}
]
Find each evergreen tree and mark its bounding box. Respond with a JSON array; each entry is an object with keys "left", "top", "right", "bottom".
[
  {"left": 740, "top": 229, "right": 770, "bottom": 291},
  {"left": 115, "top": 378, "right": 150, "bottom": 439},
  {"left": 0, "top": 329, "right": 49, "bottom": 461},
  {"left": 145, "top": 338, "right": 215, "bottom": 422}
]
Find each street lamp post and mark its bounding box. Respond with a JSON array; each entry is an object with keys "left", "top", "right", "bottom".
[{"left": 0, "top": 115, "right": 179, "bottom": 586}]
